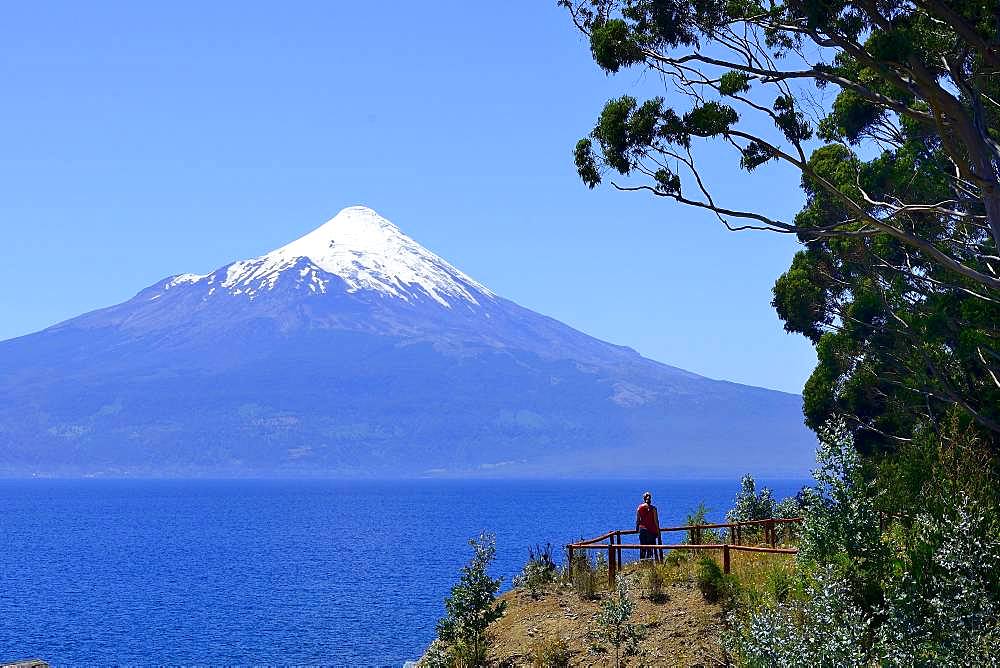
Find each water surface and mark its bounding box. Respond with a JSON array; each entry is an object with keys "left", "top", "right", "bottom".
[{"left": 0, "top": 478, "right": 808, "bottom": 666}]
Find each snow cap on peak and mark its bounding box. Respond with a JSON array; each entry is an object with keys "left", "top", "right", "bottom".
[
  {"left": 210, "top": 206, "right": 494, "bottom": 307},
  {"left": 279, "top": 205, "right": 406, "bottom": 259}
]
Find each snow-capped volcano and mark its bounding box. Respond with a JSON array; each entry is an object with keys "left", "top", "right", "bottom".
[
  {"left": 164, "top": 206, "right": 493, "bottom": 308},
  {"left": 0, "top": 206, "right": 816, "bottom": 478}
]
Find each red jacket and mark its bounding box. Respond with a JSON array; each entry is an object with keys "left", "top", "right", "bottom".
[{"left": 636, "top": 503, "right": 659, "bottom": 533}]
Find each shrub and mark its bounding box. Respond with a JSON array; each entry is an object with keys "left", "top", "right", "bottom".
[
  {"left": 685, "top": 501, "right": 722, "bottom": 544},
  {"left": 727, "top": 475, "right": 776, "bottom": 523},
  {"left": 796, "top": 421, "right": 891, "bottom": 606},
  {"left": 529, "top": 636, "right": 572, "bottom": 668},
  {"left": 514, "top": 543, "right": 557, "bottom": 598},
  {"left": 592, "top": 576, "right": 640, "bottom": 667},
  {"left": 731, "top": 556, "right": 800, "bottom": 614},
  {"left": 724, "top": 566, "right": 872, "bottom": 667},
  {"left": 695, "top": 555, "right": 734, "bottom": 604},
  {"left": 727, "top": 474, "right": 776, "bottom": 545},
  {"left": 435, "top": 532, "right": 507, "bottom": 667},
  {"left": 644, "top": 562, "right": 667, "bottom": 602},
  {"left": 595, "top": 550, "right": 608, "bottom": 578},
  {"left": 664, "top": 549, "right": 688, "bottom": 569},
  {"left": 725, "top": 420, "right": 1000, "bottom": 665},
  {"left": 570, "top": 551, "right": 599, "bottom": 600},
  {"left": 418, "top": 638, "right": 453, "bottom": 668},
  {"left": 876, "top": 494, "right": 1000, "bottom": 666}
]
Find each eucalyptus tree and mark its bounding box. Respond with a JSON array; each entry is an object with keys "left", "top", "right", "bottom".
[{"left": 564, "top": 0, "right": 999, "bottom": 451}]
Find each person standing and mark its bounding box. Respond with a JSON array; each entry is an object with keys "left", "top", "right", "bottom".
[{"left": 635, "top": 491, "right": 661, "bottom": 561}]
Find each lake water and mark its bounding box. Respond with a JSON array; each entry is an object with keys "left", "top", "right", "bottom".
[{"left": 0, "top": 478, "right": 808, "bottom": 666}]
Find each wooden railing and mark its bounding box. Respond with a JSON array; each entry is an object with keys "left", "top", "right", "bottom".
[{"left": 566, "top": 517, "right": 803, "bottom": 587}]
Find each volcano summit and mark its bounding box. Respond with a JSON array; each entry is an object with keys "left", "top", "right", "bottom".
[{"left": 0, "top": 207, "right": 814, "bottom": 477}]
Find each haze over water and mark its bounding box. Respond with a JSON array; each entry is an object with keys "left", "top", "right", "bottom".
[{"left": 0, "top": 478, "right": 808, "bottom": 665}]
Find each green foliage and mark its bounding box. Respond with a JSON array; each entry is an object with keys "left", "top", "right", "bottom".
[
  {"left": 418, "top": 638, "right": 454, "bottom": 668},
  {"left": 591, "top": 576, "right": 640, "bottom": 667},
  {"left": 643, "top": 562, "right": 668, "bottom": 602},
  {"left": 725, "top": 421, "right": 1000, "bottom": 665},
  {"left": 796, "top": 422, "right": 891, "bottom": 607},
  {"left": 685, "top": 501, "right": 709, "bottom": 544},
  {"left": 724, "top": 566, "right": 873, "bottom": 667},
  {"left": 772, "top": 94, "right": 812, "bottom": 142},
  {"left": 772, "top": 122, "right": 999, "bottom": 454},
  {"left": 726, "top": 475, "right": 777, "bottom": 544},
  {"left": 529, "top": 636, "right": 572, "bottom": 668},
  {"left": 560, "top": 2, "right": 1000, "bottom": 658},
  {"left": 718, "top": 71, "right": 751, "bottom": 96},
  {"left": 727, "top": 474, "right": 776, "bottom": 523},
  {"left": 663, "top": 548, "right": 687, "bottom": 569},
  {"left": 594, "top": 550, "right": 608, "bottom": 575},
  {"left": 685, "top": 501, "right": 722, "bottom": 544},
  {"left": 683, "top": 102, "right": 738, "bottom": 137},
  {"left": 653, "top": 167, "right": 681, "bottom": 196},
  {"left": 876, "top": 495, "right": 1000, "bottom": 665},
  {"left": 573, "top": 139, "right": 601, "bottom": 189},
  {"left": 569, "top": 550, "right": 599, "bottom": 600},
  {"left": 562, "top": 0, "right": 1000, "bottom": 452},
  {"left": 774, "top": 495, "right": 804, "bottom": 545},
  {"left": 513, "top": 543, "right": 557, "bottom": 598},
  {"left": 695, "top": 555, "right": 735, "bottom": 604},
  {"left": 435, "top": 532, "right": 507, "bottom": 667},
  {"left": 736, "top": 560, "right": 799, "bottom": 611},
  {"left": 738, "top": 140, "right": 774, "bottom": 171},
  {"left": 589, "top": 19, "right": 643, "bottom": 73}
]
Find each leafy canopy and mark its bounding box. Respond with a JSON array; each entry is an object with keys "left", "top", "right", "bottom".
[{"left": 562, "top": 0, "right": 1000, "bottom": 451}]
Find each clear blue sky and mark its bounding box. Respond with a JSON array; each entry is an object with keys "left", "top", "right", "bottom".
[{"left": 0, "top": 1, "right": 816, "bottom": 393}]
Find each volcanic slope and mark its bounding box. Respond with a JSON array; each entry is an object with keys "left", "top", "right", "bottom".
[{"left": 0, "top": 206, "right": 814, "bottom": 477}]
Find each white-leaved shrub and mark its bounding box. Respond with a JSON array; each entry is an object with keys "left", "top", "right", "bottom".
[
  {"left": 726, "top": 420, "right": 1000, "bottom": 667},
  {"left": 724, "top": 565, "right": 871, "bottom": 668},
  {"left": 796, "top": 421, "right": 890, "bottom": 595},
  {"left": 592, "top": 576, "right": 640, "bottom": 668},
  {"left": 726, "top": 474, "right": 776, "bottom": 524},
  {"left": 876, "top": 495, "right": 1000, "bottom": 667}
]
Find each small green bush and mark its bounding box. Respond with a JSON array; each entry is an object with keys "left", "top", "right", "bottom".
[
  {"left": 530, "top": 636, "right": 572, "bottom": 667},
  {"left": 435, "top": 532, "right": 507, "bottom": 667},
  {"left": 664, "top": 549, "right": 688, "bottom": 569},
  {"left": 727, "top": 475, "right": 776, "bottom": 544},
  {"left": 685, "top": 501, "right": 722, "bottom": 544},
  {"left": 592, "top": 577, "right": 640, "bottom": 668},
  {"left": 595, "top": 550, "right": 608, "bottom": 578},
  {"left": 418, "top": 638, "right": 452, "bottom": 668},
  {"left": 774, "top": 495, "right": 804, "bottom": 545},
  {"left": 570, "top": 551, "right": 599, "bottom": 600},
  {"left": 765, "top": 563, "right": 796, "bottom": 604},
  {"left": 696, "top": 555, "right": 734, "bottom": 604},
  {"left": 514, "top": 543, "right": 557, "bottom": 598},
  {"left": 644, "top": 562, "right": 667, "bottom": 602},
  {"left": 732, "top": 559, "right": 800, "bottom": 614}
]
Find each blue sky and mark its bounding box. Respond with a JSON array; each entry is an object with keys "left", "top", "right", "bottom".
[{"left": 1, "top": 1, "right": 816, "bottom": 393}]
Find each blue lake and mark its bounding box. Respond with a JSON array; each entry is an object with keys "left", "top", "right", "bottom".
[{"left": 0, "top": 478, "right": 808, "bottom": 666}]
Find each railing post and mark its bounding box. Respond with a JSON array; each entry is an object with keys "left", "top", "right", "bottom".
[
  {"left": 723, "top": 544, "right": 731, "bottom": 574},
  {"left": 608, "top": 540, "right": 617, "bottom": 588},
  {"left": 729, "top": 525, "right": 736, "bottom": 545},
  {"left": 768, "top": 519, "right": 777, "bottom": 548}
]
